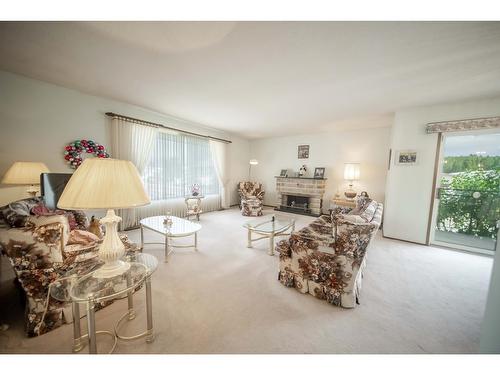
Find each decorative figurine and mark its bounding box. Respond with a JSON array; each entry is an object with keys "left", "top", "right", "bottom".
[
  {"left": 298, "top": 164, "right": 307, "bottom": 177},
  {"left": 88, "top": 216, "right": 103, "bottom": 238}
]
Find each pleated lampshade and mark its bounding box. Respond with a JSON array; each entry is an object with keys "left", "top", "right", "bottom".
[
  {"left": 2, "top": 162, "right": 50, "bottom": 185},
  {"left": 57, "top": 158, "right": 150, "bottom": 210}
]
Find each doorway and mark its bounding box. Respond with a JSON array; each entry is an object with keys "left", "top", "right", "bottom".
[{"left": 430, "top": 131, "right": 500, "bottom": 254}]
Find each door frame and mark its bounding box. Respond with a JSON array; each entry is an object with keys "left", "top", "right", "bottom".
[{"left": 426, "top": 129, "right": 499, "bottom": 255}]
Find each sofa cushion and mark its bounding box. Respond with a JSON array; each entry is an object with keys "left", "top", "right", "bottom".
[
  {"left": 343, "top": 214, "right": 367, "bottom": 224},
  {"left": 0, "top": 197, "right": 43, "bottom": 227},
  {"left": 360, "top": 201, "right": 378, "bottom": 222}
]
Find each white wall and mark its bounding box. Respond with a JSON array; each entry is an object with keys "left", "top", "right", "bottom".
[
  {"left": 480, "top": 226, "right": 500, "bottom": 353},
  {"left": 0, "top": 71, "right": 249, "bottom": 206},
  {"left": 249, "top": 126, "right": 392, "bottom": 210},
  {"left": 384, "top": 96, "right": 500, "bottom": 244}
]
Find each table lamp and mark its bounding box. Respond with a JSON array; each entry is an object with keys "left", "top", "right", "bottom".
[
  {"left": 58, "top": 158, "right": 150, "bottom": 278},
  {"left": 1, "top": 161, "right": 50, "bottom": 196},
  {"left": 343, "top": 163, "right": 360, "bottom": 199},
  {"left": 249, "top": 159, "right": 258, "bottom": 180}
]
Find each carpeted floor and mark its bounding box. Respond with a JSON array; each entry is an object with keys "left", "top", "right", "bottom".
[{"left": 0, "top": 207, "right": 493, "bottom": 354}]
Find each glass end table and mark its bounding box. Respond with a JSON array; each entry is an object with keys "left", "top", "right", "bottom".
[
  {"left": 243, "top": 215, "right": 295, "bottom": 255},
  {"left": 50, "top": 252, "right": 158, "bottom": 354}
]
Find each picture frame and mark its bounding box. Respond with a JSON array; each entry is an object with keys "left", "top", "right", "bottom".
[
  {"left": 279, "top": 169, "right": 288, "bottom": 177},
  {"left": 313, "top": 167, "right": 325, "bottom": 179},
  {"left": 395, "top": 150, "right": 418, "bottom": 165},
  {"left": 297, "top": 145, "right": 310, "bottom": 159}
]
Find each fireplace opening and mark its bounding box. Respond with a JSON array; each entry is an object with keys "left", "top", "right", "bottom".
[{"left": 279, "top": 194, "right": 311, "bottom": 214}]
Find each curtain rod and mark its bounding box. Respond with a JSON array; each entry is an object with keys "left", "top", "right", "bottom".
[{"left": 105, "top": 112, "right": 232, "bottom": 144}]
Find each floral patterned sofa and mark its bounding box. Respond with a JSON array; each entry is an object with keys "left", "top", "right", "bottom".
[
  {"left": 0, "top": 197, "right": 139, "bottom": 337},
  {"left": 238, "top": 181, "right": 265, "bottom": 216},
  {"left": 276, "top": 198, "right": 383, "bottom": 308}
]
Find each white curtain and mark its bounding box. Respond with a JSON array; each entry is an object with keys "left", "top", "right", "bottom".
[
  {"left": 110, "top": 117, "right": 159, "bottom": 228},
  {"left": 209, "top": 140, "right": 230, "bottom": 209}
]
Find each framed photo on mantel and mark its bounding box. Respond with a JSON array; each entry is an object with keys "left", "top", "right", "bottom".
[
  {"left": 314, "top": 167, "right": 325, "bottom": 179},
  {"left": 298, "top": 145, "right": 309, "bottom": 159}
]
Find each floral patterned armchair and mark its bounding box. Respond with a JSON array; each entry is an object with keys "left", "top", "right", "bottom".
[
  {"left": 0, "top": 197, "right": 139, "bottom": 337},
  {"left": 238, "top": 181, "right": 265, "bottom": 216},
  {"left": 276, "top": 200, "right": 383, "bottom": 308}
]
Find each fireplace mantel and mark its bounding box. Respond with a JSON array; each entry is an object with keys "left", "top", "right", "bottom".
[{"left": 274, "top": 176, "right": 327, "bottom": 180}]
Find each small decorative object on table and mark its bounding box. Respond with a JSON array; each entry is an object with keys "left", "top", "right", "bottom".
[
  {"left": 298, "top": 164, "right": 307, "bottom": 177},
  {"left": 191, "top": 184, "right": 201, "bottom": 196},
  {"left": 314, "top": 167, "right": 325, "bottom": 179},
  {"left": 279, "top": 169, "right": 288, "bottom": 177},
  {"left": 163, "top": 211, "right": 173, "bottom": 227},
  {"left": 88, "top": 216, "right": 103, "bottom": 238}
]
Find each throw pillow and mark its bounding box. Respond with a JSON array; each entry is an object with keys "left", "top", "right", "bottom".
[
  {"left": 31, "top": 202, "right": 80, "bottom": 230},
  {"left": 67, "top": 229, "right": 100, "bottom": 246},
  {"left": 360, "top": 201, "right": 378, "bottom": 223},
  {"left": 350, "top": 196, "right": 372, "bottom": 215},
  {"left": 27, "top": 215, "right": 71, "bottom": 245},
  {"left": 0, "top": 197, "right": 42, "bottom": 227}
]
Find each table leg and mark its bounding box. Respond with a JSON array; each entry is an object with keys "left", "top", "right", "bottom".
[
  {"left": 268, "top": 233, "right": 275, "bottom": 256},
  {"left": 126, "top": 272, "right": 135, "bottom": 320},
  {"left": 140, "top": 224, "right": 144, "bottom": 250},
  {"left": 164, "top": 234, "right": 169, "bottom": 263},
  {"left": 72, "top": 302, "right": 84, "bottom": 353},
  {"left": 247, "top": 229, "right": 252, "bottom": 248},
  {"left": 145, "top": 276, "right": 154, "bottom": 343},
  {"left": 194, "top": 232, "right": 198, "bottom": 251},
  {"left": 86, "top": 298, "right": 97, "bottom": 354}
]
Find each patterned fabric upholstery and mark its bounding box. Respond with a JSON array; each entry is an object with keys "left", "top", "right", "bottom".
[
  {"left": 277, "top": 201, "right": 383, "bottom": 308},
  {"left": 238, "top": 181, "right": 265, "bottom": 216},
  {"left": 0, "top": 199, "right": 140, "bottom": 337}
]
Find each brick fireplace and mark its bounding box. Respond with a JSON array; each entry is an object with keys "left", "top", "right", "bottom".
[{"left": 274, "top": 176, "right": 326, "bottom": 216}]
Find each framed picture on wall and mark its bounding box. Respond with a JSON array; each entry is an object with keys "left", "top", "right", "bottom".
[
  {"left": 298, "top": 145, "right": 309, "bottom": 159},
  {"left": 314, "top": 167, "right": 325, "bottom": 179},
  {"left": 279, "top": 169, "right": 288, "bottom": 177},
  {"left": 395, "top": 150, "right": 418, "bottom": 165}
]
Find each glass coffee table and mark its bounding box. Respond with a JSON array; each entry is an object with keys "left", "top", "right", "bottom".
[
  {"left": 243, "top": 215, "right": 295, "bottom": 255},
  {"left": 140, "top": 215, "right": 202, "bottom": 262},
  {"left": 50, "top": 252, "right": 158, "bottom": 354}
]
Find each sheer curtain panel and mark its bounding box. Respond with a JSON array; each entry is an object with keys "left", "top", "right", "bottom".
[
  {"left": 110, "top": 117, "right": 158, "bottom": 228},
  {"left": 209, "top": 140, "right": 230, "bottom": 209}
]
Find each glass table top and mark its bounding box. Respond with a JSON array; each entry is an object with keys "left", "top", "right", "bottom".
[
  {"left": 50, "top": 253, "right": 158, "bottom": 303},
  {"left": 243, "top": 215, "right": 295, "bottom": 233},
  {"left": 140, "top": 215, "right": 202, "bottom": 236}
]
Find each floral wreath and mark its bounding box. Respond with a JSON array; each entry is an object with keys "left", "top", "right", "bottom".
[{"left": 64, "top": 139, "right": 110, "bottom": 169}]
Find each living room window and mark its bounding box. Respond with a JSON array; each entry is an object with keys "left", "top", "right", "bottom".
[{"left": 142, "top": 131, "right": 220, "bottom": 200}]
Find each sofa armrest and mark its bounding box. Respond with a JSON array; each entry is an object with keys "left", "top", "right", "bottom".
[{"left": 0, "top": 221, "right": 67, "bottom": 268}]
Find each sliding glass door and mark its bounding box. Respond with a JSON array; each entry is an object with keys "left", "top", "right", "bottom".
[{"left": 431, "top": 131, "right": 500, "bottom": 254}]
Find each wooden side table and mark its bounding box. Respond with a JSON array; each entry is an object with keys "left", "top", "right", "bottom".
[{"left": 329, "top": 198, "right": 357, "bottom": 212}]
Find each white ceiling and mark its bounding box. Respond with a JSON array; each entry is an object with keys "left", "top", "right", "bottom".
[{"left": 1, "top": 21, "right": 500, "bottom": 139}]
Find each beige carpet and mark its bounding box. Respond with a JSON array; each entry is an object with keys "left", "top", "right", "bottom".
[{"left": 0, "top": 207, "right": 493, "bottom": 354}]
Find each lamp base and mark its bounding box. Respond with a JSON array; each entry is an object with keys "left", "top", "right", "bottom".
[
  {"left": 94, "top": 260, "right": 130, "bottom": 278},
  {"left": 95, "top": 209, "right": 129, "bottom": 278},
  {"left": 344, "top": 183, "right": 357, "bottom": 200}
]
